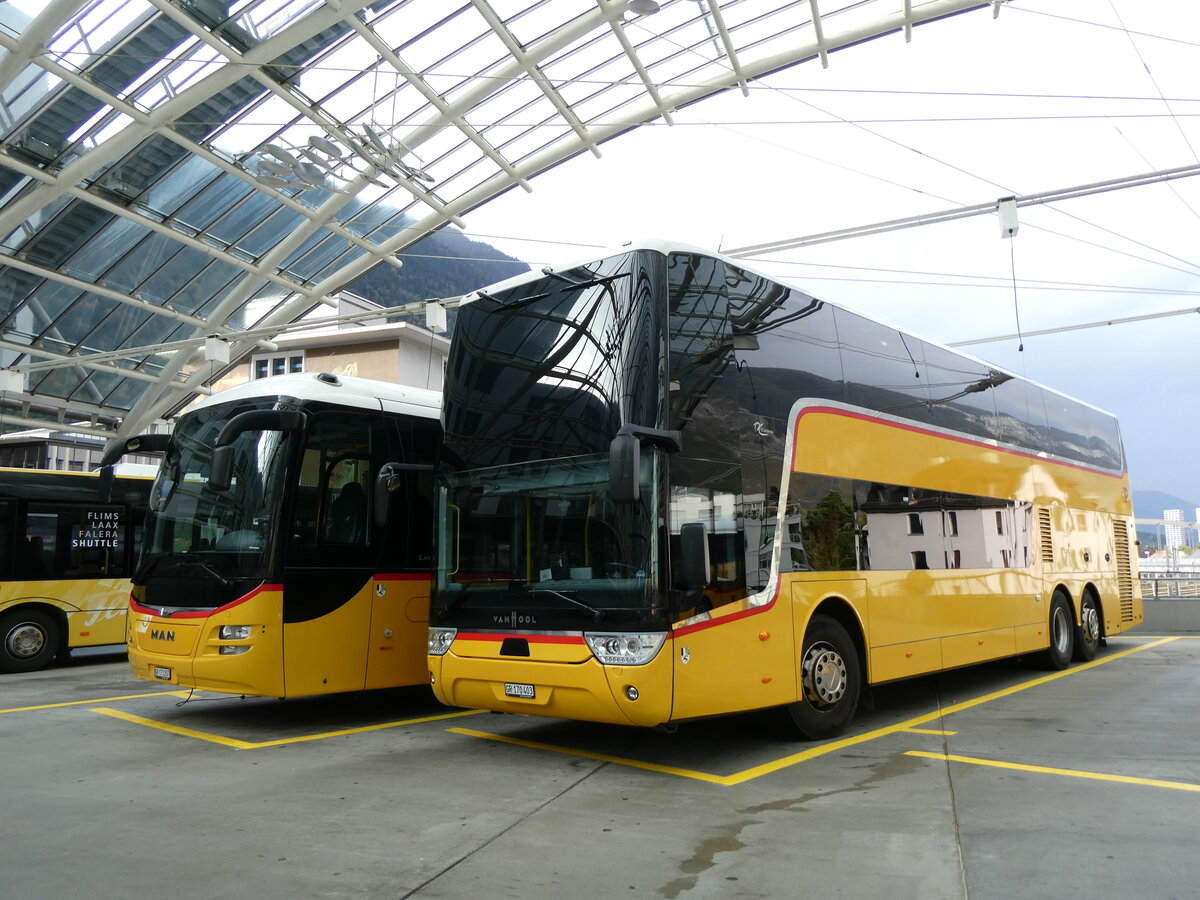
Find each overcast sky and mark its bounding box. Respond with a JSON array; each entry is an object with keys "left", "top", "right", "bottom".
[{"left": 459, "top": 0, "right": 1200, "bottom": 512}]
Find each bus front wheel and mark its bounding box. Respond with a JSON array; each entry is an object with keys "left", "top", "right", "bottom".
[
  {"left": 0, "top": 608, "right": 61, "bottom": 674},
  {"left": 1040, "top": 591, "right": 1074, "bottom": 670},
  {"left": 780, "top": 614, "right": 861, "bottom": 740}
]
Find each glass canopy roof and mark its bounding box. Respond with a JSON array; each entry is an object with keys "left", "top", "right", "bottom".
[{"left": 0, "top": 0, "right": 1000, "bottom": 441}]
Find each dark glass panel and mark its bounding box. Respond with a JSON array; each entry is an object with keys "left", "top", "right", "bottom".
[
  {"left": 835, "top": 307, "right": 932, "bottom": 424},
  {"left": 444, "top": 251, "right": 659, "bottom": 469}
]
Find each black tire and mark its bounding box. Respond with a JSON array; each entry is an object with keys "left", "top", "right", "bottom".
[
  {"left": 1073, "top": 592, "right": 1101, "bottom": 662},
  {"left": 0, "top": 608, "right": 61, "bottom": 673},
  {"left": 779, "top": 614, "right": 861, "bottom": 740},
  {"left": 1040, "top": 591, "right": 1074, "bottom": 670}
]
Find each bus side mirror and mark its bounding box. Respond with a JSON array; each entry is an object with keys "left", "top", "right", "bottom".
[
  {"left": 210, "top": 445, "right": 235, "bottom": 492},
  {"left": 373, "top": 461, "right": 435, "bottom": 527},
  {"left": 97, "top": 433, "right": 173, "bottom": 502},
  {"left": 679, "top": 522, "right": 710, "bottom": 592},
  {"left": 608, "top": 433, "right": 640, "bottom": 504}
]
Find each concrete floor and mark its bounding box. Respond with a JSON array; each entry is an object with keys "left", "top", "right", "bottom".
[{"left": 4, "top": 631, "right": 1198, "bottom": 900}]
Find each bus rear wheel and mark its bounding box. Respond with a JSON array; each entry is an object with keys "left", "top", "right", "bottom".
[
  {"left": 0, "top": 608, "right": 61, "bottom": 673},
  {"left": 780, "top": 614, "right": 861, "bottom": 740},
  {"left": 1040, "top": 591, "right": 1074, "bottom": 670},
  {"left": 1073, "top": 592, "right": 1101, "bottom": 662}
]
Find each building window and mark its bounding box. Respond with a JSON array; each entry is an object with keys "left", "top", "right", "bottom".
[
  {"left": 252, "top": 351, "right": 305, "bottom": 379},
  {"left": 995, "top": 510, "right": 1006, "bottom": 535},
  {"left": 946, "top": 549, "right": 961, "bottom": 569},
  {"left": 907, "top": 512, "right": 924, "bottom": 535},
  {"left": 911, "top": 551, "right": 929, "bottom": 570},
  {"left": 946, "top": 510, "right": 958, "bottom": 536}
]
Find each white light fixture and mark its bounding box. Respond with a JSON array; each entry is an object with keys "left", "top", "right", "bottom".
[
  {"left": 626, "top": 0, "right": 660, "bottom": 14},
  {"left": 0, "top": 369, "right": 27, "bottom": 393},
  {"left": 425, "top": 302, "right": 447, "bottom": 333},
  {"left": 204, "top": 337, "right": 232, "bottom": 364}
]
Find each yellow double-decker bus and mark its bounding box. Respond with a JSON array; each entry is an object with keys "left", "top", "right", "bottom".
[
  {"left": 427, "top": 241, "right": 1143, "bottom": 738},
  {"left": 108, "top": 372, "right": 440, "bottom": 698},
  {"left": 0, "top": 467, "right": 151, "bottom": 672}
]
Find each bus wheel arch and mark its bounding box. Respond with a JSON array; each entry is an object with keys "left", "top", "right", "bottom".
[
  {"left": 1073, "top": 586, "right": 1102, "bottom": 662},
  {"left": 779, "top": 599, "right": 865, "bottom": 740},
  {"left": 1040, "top": 588, "right": 1074, "bottom": 670},
  {"left": 0, "top": 604, "right": 65, "bottom": 673}
]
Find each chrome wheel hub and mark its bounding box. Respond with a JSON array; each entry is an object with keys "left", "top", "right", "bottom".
[
  {"left": 6, "top": 623, "right": 46, "bottom": 660},
  {"left": 1081, "top": 604, "right": 1100, "bottom": 645},
  {"left": 802, "top": 642, "right": 847, "bottom": 707}
]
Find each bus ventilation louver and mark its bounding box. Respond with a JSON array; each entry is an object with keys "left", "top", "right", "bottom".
[
  {"left": 1112, "top": 520, "right": 1135, "bottom": 622},
  {"left": 1037, "top": 508, "right": 1054, "bottom": 565}
]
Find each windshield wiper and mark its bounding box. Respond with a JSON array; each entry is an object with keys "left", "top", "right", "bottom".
[
  {"left": 523, "top": 587, "right": 605, "bottom": 622},
  {"left": 183, "top": 559, "right": 233, "bottom": 589}
]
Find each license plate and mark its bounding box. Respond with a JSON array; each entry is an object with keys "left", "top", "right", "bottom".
[
  {"left": 504, "top": 682, "right": 535, "bottom": 699},
  {"left": 153, "top": 666, "right": 172, "bottom": 681}
]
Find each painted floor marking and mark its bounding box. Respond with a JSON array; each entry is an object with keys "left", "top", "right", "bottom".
[
  {"left": 907, "top": 750, "right": 1200, "bottom": 794},
  {"left": 450, "top": 637, "right": 1179, "bottom": 786},
  {"left": 1, "top": 690, "right": 186, "bottom": 715},
  {"left": 92, "top": 706, "right": 483, "bottom": 748},
  {"left": 902, "top": 727, "right": 957, "bottom": 735}
]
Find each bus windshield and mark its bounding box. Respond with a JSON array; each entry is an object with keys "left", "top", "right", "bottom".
[
  {"left": 434, "top": 454, "right": 665, "bottom": 629},
  {"left": 140, "top": 399, "right": 289, "bottom": 598}
]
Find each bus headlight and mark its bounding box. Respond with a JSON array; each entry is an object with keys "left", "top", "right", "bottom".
[
  {"left": 219, "top": 645, "right": 249, "bottom": 655},
  {"left": 219, "top": 625, "right": 252, "bottom": 640},
  {"left": 428, "top": 627, "right": 457, "bottom": 656},
  {"left": 584, "top": 632, "right": 666, "bottom": 665}
]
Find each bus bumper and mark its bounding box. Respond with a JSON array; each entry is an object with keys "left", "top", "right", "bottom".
[
  {"left": 127, "top": 609, "right": 285, "bottom": 697},
  {"left": 430, "top": 642, "right": 673, "bottom": 728}
]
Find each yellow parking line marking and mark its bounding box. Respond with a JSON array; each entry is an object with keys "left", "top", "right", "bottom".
[
  {"left": 448, "top": 727, "right": 733, "bottom": 784},
  {"left": 92, "top": 706, "right": 484, "bottom": 748},
  {"left": 906, "top": 750, "right": 1200, "bottom": 793},
  {"left": 902, "top": 727, "right": 956, "bottom": 735},
  {"left": 449, "top": 637, "right": 1179, "bottom": 786},
  {"left": 1, "top": 690, "right": 185, "bottom": 714}
]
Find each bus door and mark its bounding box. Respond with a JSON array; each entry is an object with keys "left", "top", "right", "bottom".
[
  {"left": 282, "top": 411, "right": 389, "bottom": 696},
  {"left": 363, "top": 416, "right": 438, "bottom": 690}
]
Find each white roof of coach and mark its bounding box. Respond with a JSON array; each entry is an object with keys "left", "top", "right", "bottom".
[{"left": 189, "top": 373, "right": 440, "bottom": 420}]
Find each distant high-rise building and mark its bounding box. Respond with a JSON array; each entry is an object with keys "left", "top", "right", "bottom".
[{"left": 1165, "top": 509, "right": 1184, "bottom": 549}]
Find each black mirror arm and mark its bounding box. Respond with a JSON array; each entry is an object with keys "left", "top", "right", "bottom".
[{"left": 615, "top": 423, "right": 683, "bottom": 454}]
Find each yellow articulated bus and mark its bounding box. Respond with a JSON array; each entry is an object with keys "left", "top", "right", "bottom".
[
  {"left": 0, "top": 467, "right": 151, "bottom": 672},
  {"left": 106, "top": 372, "right": 440, "bottom": 698},
  {"left": 427, "top": 241, "right": 1142, "bottom": 739}
]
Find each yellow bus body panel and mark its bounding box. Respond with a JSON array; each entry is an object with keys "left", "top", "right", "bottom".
[
  {"left": 129, "top": 575, "right": 433, "bottom": 698},
  {"left": 363, "top": 573, "right": 431, "bottom": 691},
  {"left": 670, "top": 593, "right": 797, "bottom": 720},
  {"left": 1, "top": 578, "right": 130, "bottom": 648},
  {"left": 128, "top": 585, "right": 286, "bottom": 697}
]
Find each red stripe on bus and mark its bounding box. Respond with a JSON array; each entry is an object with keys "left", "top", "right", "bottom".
[
  {"left": 672, "top": 588, "right": 779, "bottom": 638},
  {"left": 130, "top": 583, "right": 282, "bottom": 618},
  {"left": 455, "top": 632, "right": 585, "bottom": 645}
]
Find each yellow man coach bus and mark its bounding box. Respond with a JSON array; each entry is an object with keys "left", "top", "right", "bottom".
[
  {"left": 427, "top": 241, "right": 1143, "bottom": 739},
  {"left": 107, "top": 372, "right": 440, "bottom": 698},
  {"left": 0, "top": 467, "right": 151, "bottom": 672}
]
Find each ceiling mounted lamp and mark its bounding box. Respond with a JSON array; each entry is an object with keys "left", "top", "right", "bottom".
[
  {"left": 252, "top": 141, "right": 344, "bottom": 193},
  {"left": 625, "top": 0, "right": 660, "bottom": 14}
]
